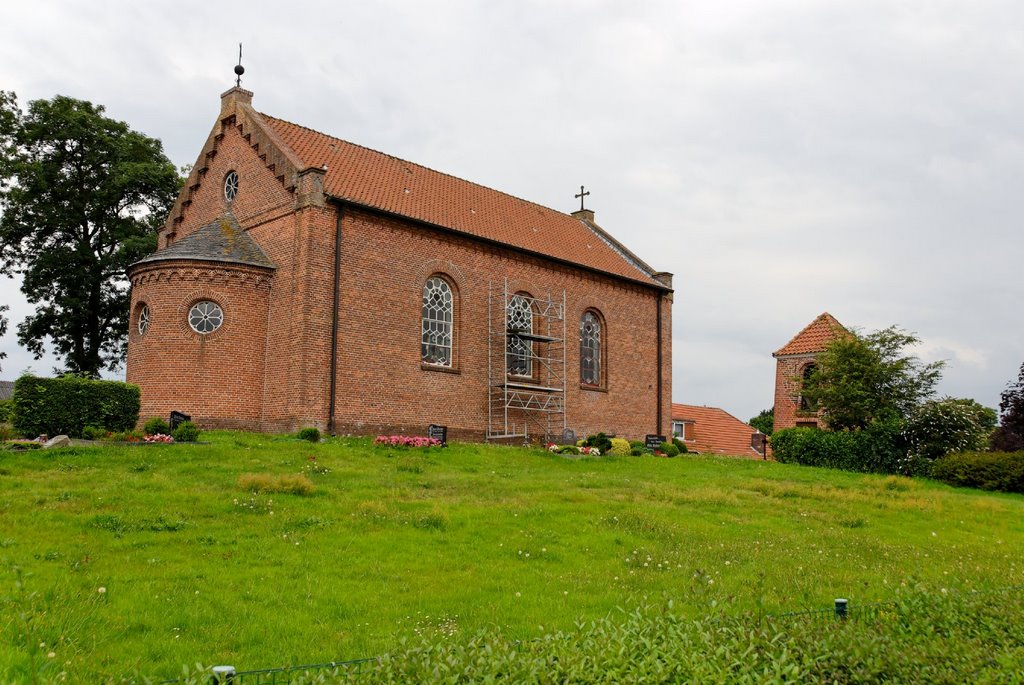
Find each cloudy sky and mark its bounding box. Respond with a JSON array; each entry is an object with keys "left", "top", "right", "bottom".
[{"left": 1, "top": 0, "right": 1021, "bottom": 423}]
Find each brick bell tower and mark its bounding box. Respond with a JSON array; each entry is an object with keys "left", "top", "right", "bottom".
[{"left": 772, "top": 313, "right": 849, "bottom": 431}]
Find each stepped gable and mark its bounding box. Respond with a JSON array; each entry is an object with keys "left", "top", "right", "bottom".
[
  {"left": 134, "top": 214, "right": 274, "bottom": 269},
  {"left": 257, "top": 113, "right": 665, "bottom": 288},
  {"left": 773, "top": 312, "right": 848, "bottom": 357},
  {"left": 672, "top": 403, "right": 763, "bottom": 457}
]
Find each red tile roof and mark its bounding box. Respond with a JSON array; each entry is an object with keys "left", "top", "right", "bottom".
[
  {"left": 671, "top": 403, "right": 764, "bottom": 458},
  {"left": 257, "top": 113, "right": 664, "bottom": 287},
  {"left": 773, "top": 312, "right": 849, "bottom": 356}
]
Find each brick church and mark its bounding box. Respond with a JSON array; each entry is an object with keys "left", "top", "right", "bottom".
[
  {"left": 126, "top": 86, "right": 673, "bottom": 441},
  {"left": 771, "top": 312, "right": 849, "bottom": 431}
]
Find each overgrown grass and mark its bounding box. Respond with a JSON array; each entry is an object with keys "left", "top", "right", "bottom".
[{"left": 1, "top": 433, "right": 1022, "bottom": 682}]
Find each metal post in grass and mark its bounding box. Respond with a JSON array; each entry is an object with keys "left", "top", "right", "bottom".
[
  {"left": 834, "top": 598, "right": 848, "bottom": 619},
  {"left": 211, "top": 665, "right": 235, "bottom": 684}
]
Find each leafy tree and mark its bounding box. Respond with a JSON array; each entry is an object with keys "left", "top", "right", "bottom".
[
  {"left": 991, "top": 362, "right": 1024, "bottom": 451},
  {"left": 905, "top": 397, "right": 997, "bottom": 462},
  {"left": 749, "top": 408, "right": 773, "bottom": 435},
  {"left": 0, "top": 92, "right": 178, "bottom": 375},
  {"left": 801, "top": 326, "right": 945, "bottom": 431}
]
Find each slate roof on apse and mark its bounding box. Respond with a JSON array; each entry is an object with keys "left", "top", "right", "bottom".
[
  {"left": 773, "top": 312, "right": 849, "bottom": 356},
  {"left": 257, "top": 113, "right": 664, "bottom": 287},
  {"left": 133, "top": 214, "right": 274, "bottom": 269},
  {"left": 672, "top": 403, "right": 762, "bottom": 457},
  {"left": 0, "top": 380, "right": 13, "bottom": 401}
]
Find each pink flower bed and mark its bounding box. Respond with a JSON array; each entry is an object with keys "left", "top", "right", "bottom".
[
  {"left": 144, "top": 434, "right": 174, "bottom": 443},
  {"left": 374, "top": 435, "right": 442, "bottom": 448}
]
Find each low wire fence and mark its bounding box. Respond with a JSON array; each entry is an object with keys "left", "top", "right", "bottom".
[{"left": 162, "top": 584, "right": 1024, "bottom": 684}]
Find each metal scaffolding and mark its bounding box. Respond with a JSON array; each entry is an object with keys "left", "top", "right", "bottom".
[{"left": 487, "top": 279, "right": 567, "bottom": 442}]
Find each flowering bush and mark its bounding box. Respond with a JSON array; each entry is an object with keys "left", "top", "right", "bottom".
[
  {"left": 547, "top": 443, "right": 598, "bottom": 456},
  {"left": 374, "top": 435, "right": 442, "bottom": 448},
  {"left": 144, "top": 433, "right": 174, "bottom": 444}
]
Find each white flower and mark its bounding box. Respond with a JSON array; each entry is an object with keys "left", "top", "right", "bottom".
[{"left": 97, "top": 587, "right": 106, "bottom": 594}]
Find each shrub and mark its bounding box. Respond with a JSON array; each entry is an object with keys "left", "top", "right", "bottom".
[
  {"left": 0, "top": 399, "right": 10, "bottom": 423},
  {"left": 556, "top": 445, "right": 580, "bottom": 455},
  {"left": 629, "top": 447, "right": 645, "bottom": 456},
  {"left": 582, "top": 432, "right": 613, "bottom": 454},
  {"left": 82, "top": 425, "right": 108, "bottom": 441},
  {"left": 172, "top": 421, "right": 200, "bottom": 443},
  {"left": 143, "top": 416, "right": 170, "bottom": 436},
  {"left": 11, "top": 374, "right": 140, "bottom": 438},
  {"left": 659, "top": 442, "right": 681, "bottom": 457},
  {"left": 608, "top": 438, "right": 631, "bottom": 456},
  {"left": 672, "top": 437, "right": 688, "bottom": 453},
  {"left": 297, "top": 427, "right": 321, "bottom": 443},
  {"left": 238, "top": 473, "right": 315, "bottom": 496},
  {"left": 905, "top": 398, "right": 996, "bottom": 461},
  {"left": 107, "top": 430, "right": 143, "bottom": 443},
  {"left": 628, "top": 440, "right": 645, "bottom": 450},
  {"left": 771, "top": 418, "right": 908, "bottom": 475},
  {"left": 931, "top": 451, "right": 1024, "bottom": 493},
  {"left": 0, "top": 423, "right": 13, "bottom": 442}
]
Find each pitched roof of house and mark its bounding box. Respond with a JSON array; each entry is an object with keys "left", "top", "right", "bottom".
[
  {"left": 254, "top": 112, "right": 665, "bottom": 287},
  {"left": 773, "top": 312, "right": 848, "bottom": 356},
  {"left": 0, "top": 380, "right": 13, "bottom": 401},
  {"left": 134, "top": 214, "right": 274, "bottom": 270},
  {"left": 671, "top": 403, "right": 763, "bottom": 458}
]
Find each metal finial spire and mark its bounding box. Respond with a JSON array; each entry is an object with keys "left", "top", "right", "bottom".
[
  {"left": 574, "top": 185, "right": 590, "bottom": 211},
  {"left": 234, "top": 43, "right": 245, "bottom": 87}
]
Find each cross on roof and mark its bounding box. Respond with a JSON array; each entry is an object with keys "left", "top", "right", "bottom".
[{"left": 574, "top": 185, "right": 590, "bottom": 212}]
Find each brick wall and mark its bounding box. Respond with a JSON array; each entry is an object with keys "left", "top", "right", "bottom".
[{"left": 773, "top": 353, "right": 821, "bottom": 431}]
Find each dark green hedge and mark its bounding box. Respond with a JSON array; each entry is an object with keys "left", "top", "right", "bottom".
[
  {"left": 11, "top": 375, "right": 141, "bottom": 439},
  {"left": 770, "top": 419, "right": 909, "bottom": 474},
  {"left": 0, "top": 399, "right": 11, "bottom": 424},
  {"left": 931, "top": 451, "right": 1024, "bottom": 493}
]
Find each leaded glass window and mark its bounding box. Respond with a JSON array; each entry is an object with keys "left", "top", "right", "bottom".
[
  {"left": 137, "top": 304, "right": 150, "bottom": 336},
  {"left": 580, "top": 310, "right": 602, "bottom": 385},
  {"left": 189, "top": 301, "right": 224, "bottom": 334},
  {"left": 224, "top": 170, "right": 239, "bottom": 202},
  {"left": 507, "top": 294, "right": 533, "bottom": 376},
  {"left": 421, "top": 277, "right": 453, "bottom": 366}
]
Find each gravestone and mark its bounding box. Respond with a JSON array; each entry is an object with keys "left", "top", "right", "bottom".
[
  {"left": 428, "top": 424, "right": 447, "bottom": 446},
  {"left": 169, "top": 411, "right": 191, "bottom": 431}
]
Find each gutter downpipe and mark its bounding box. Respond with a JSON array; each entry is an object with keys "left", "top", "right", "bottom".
[
  {"left": 656, "top": 293, "right": 663, "bottom": 436},
  {"left": 327, "top": 207, "right": 344, "bottom": 435}
]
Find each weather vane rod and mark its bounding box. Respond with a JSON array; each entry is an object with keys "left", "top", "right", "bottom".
[{"left": 234, "top": 43, "right": 245, "bottom": 87}]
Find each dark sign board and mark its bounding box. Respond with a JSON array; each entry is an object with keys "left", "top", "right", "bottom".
[
  {"left": 169, "top": 411, "right": 191, "bottom": 430},
  {"left": 428, "top": 424, "right": 447, "bottom": 446},
  {"left": 645, "top": 434, "right": 667, "bottom": 451}
]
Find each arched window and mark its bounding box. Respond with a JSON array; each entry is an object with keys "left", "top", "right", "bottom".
[
  {"left": 421, "top": 276, "right": 453, "bottom": 366},
  {"left": 506, "top": 294, "right": 533, "bottom": 376},
  {"left": 799, "top": 362, "right": 818, "bottom": 411},
  {"left": 580, "top": 310, "right": 602, "bottom": 386}
]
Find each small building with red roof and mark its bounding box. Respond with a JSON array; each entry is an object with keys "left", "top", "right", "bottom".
[
  {"left": 771, "top": 312, "right": 849, "bottom": 431},
  {"left": 125, "top": 85, "right": 673, "bottom": 441},
  {"left": 671, "top": 403, "right": 766, "bottom": 458}
]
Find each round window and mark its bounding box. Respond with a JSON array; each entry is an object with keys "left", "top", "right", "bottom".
[
  {"left": 137, "top": 304, "right": 150, "bottom": 336},
  {"left": 189, "top": 301, "right": 224, "bottom": 334},
  {"left": 224, "top": 170, "right": 239, "bottom": 202}
]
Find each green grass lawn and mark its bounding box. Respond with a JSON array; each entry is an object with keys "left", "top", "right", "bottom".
[{"left": 1, "top": 433, "right": 1023, "bottom": 682}]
